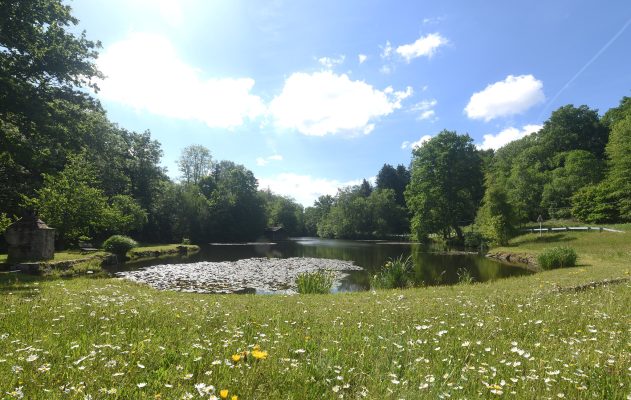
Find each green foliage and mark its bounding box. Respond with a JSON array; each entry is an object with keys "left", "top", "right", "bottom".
[
  {"left": 406, "top": 130, "right": 484, "bottom": 241},
  {"left": 26, "top": 154, "right": 113, "bottom": 247},
  {"left": 537, "top": 247, "right": 578, "bottom": 270},
  {"left": 178, "top": 145, "right": 213, "bottom": 184},
  {"left": 260, "top": 190, "right": 304, "bottom": 236},
  {"left": 371, "top": 255, "right": 414, "bottom": 289},
  {"left": 475, "top": 184, "right": 517, "bottom": 245},
  {"left": 541, "top": 150, "right": 602, "bottom": 219},
  {"left": 0, "top": 212, "right": 12, "bottom": 234},
  {"left": 106, "top": 195, "right": 148, "bottom": 235},
  {"left": 456, "top": 268, "right": 475, "bottom": 284},
  {"left": 295, "top": 270, "right": 335, "bottom": 294},
  {"left": 463, "top": 231, "right": 486, "bottom": 250},
  {"left": 604, "top": 111, "right": 631, "bottom": 220},
  {"left": 571, "top": 183, "right": 618, "bottom": 223},
  {"left": 317, "top": 187, "right": 407, "bottom": 239},
  {"left": 376, "top": 164, "right": 410, "bottom": 207},
  {"left": 103, "top": 235, "right": 138, "bottom": 258}
]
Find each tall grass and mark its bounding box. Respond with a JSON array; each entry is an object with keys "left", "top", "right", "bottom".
[
  {"left": 295, "top": 270, "right": 335, "bottom": 294},
  {"left": 371, "top": 255, "right": 414, "bottom": 289},
  {"left": 537, "top": 246, "right": 578, "bottom": 270}
]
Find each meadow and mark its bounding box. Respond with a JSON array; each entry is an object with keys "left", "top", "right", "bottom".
[{"left": 0, "top": 227, "right": 630, "bottom": 399}]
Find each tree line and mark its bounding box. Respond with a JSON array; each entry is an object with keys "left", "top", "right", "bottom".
[{"left": 2, "top": 1, "right": 630, "bottom": 248}]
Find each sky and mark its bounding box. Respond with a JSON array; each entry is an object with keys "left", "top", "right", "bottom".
[{"left": 70, "top": 0, "right": 631, "bottom": 206}]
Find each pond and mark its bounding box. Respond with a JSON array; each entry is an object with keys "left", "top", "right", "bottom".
[{"left": 114, "top": 238, "right": 532, "bottom": 294}]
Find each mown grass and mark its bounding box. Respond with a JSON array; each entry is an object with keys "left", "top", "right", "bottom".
[
  {"left": 128, "top": 244, "right": 200, "bottom": 256},
  {"left": 0, "top": 229, "right": 630, "bottom": 398}
]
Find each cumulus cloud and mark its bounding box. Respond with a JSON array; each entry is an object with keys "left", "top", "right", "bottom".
[
  {"left": 410, "top": 99, "right": 437, "bottom": 120},
  {"left": 318, "top": 55, "right": 345, "bottom": 69},
  {"left": 358, "top": 54, "right": 367, "bottom": 64},
  {"left": 464, "top": 75, "right": 545, "bottom": 121},
  {"left": 401, "top": 134, "right": 433, "bottom": 150},
  {"left": 269, "top": 71, "right": 413, "bottom": 136},
  {"left": 258, "top": 173, "right": 366, "bottom": 207},
  {"left": 97, "top": 33, "right": 265, "bottom": 128},
  {"left": 396, "top": 33, "right": 448, "bottom": 62},
  {"left": 256, "top": 154, "right": 284, "bottom": 166},
  {"left": 478, "top": 124, "right": 543, "bottom": 150}
]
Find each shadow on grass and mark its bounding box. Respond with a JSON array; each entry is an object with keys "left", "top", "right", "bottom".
[{"left": 510, "top": 234, "right": 577, "bottom": 246}]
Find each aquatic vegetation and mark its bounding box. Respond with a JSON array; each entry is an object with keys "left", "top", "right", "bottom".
[
  {"left": 295, "top": 270, "right": 335, "bottom": 294},
  {"left": 457, "top": 267, "right": 476, "bottom": 284},
  {"left": 537, "top": 246, "right": 578, "bottom": 269},
  {"left": 371, "top": 255, "right": 414, "bottom": 289}
]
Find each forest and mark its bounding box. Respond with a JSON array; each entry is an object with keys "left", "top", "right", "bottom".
[{"left": 1, "top": 1, "right": 631, "bottom": 249}]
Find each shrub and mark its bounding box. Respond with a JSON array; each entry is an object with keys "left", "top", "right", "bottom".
[
  {"left": 371, "top": 255, "right": 414, "bottom": 289},
  {"left": 103, "top": 235, "right": 138, "bottom": 260},
  {"left": 537, "top": 247, "right": 578, "bottom": 270},
  {"left": 295, "top": 270, "right": 335, "bottom": 294},
  {"left": 181, "top": 237, "right": 192, "bottom": 245}
]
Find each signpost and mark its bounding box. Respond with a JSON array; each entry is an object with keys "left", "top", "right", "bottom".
[{"left": 537, "top": 215, "right": 543, "bottom": 237}]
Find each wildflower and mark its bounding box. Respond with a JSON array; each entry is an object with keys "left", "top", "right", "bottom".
[
  {"left": 252, "top": 349, "right": 268, "bottom": 360},
  {"left": 231, "top": 354, "right": 241, "bottom": 363},
  {"left": 26, "top": 354, "right": 38, "bottom": 362},
  {"left": 137, "top": 383, "right": 147, "bottom": 388},
  {"left": 220, "top": 389, "right": 229, "bottom": 398},
  {"left": 231, "top": 396, "right": 238, "bottom": 400}
]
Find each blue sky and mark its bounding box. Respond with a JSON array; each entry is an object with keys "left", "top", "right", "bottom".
[{"left": 71, "top": 0, "right": 631, "bottom": 206}]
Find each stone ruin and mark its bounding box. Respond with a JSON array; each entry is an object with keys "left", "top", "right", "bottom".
[{"left": 5, "top": 215, "right": 55, "bottom": 264}]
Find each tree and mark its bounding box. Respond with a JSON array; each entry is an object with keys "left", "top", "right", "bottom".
[
  {"left": 1, "top": 0, "right": 103, "bottom": 216},
  {"left": 538, "top": 105, "right": 609, "bottom": 160},
  {"left": 541, "top": 150, "right": 602, "bottom": 218},
  {"left": 26, "top": 154, "right": 114, "bottom": 247},
  {"left": 304, "top": 195, "right": 334, "bottom": 236},
  {"left": 602, "top": 109, "right": 631, "bottom": 220},
  {"left": 260, "top": 191, "right": 304, "bottom": 236},
  {"left": 178, "top": 145, "right": 213, "bottom": 184},
  {"left": 376, "top": 164, "right": 410, "bottom": 207},
  {"left": 405, "top": 130, "right": 484, "bottom": 241}
]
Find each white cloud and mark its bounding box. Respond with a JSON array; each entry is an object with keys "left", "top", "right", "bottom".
[
  {"left": 258, "top": 173, "right": 366, "bottom": 207},
  {"left": 396, "top": 33, "right": 448, "bottom": 62},
  {"left": 318, "top": 55, "right": 345, "bottom": 69},
  {"left": 256, "top": 154, "right": 284, "bottom": 166},
  {"left": 269, "top": 71, "right": 413, "bottom": 136},
  {"left": 464, "top": 74, "right": 545, "bottom": 121},
  {"left": 358, "top": 54, "right": 368, "bottom": 64},
  {"left": 401, "top": 134, "right": 433, "bottom": 150},
  {"left": 478, "top": 124, "right": 543, "bottom": 150},
  {"left": 380, "top": 41, "right": 393, "bottom": 59},
  {"left": 410, "top": 99, "right": 437, "bottom": 120},
  {"left": 97, "top": 33, "right": 265, "bottom": 128}
]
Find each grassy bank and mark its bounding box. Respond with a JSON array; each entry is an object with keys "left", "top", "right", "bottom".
[{"left": 0, "top": 231, "right": 630, "bottom": 399}]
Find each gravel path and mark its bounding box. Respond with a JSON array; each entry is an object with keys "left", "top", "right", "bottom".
[{"left": 116, "top": 257, "right": 363, "bottom": 294}]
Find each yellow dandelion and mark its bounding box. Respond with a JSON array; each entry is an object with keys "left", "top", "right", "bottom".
[
  {"left": 231, "top": 396, "right": 238, "bottom": 400},
  {"left": 252, "top": 349, "right": 268, "bottom": 360},
  {"left": 220, "top": 389, "right": 229, "bottom": 399},
  {"left": 231, "top": 354, "right": 241, "bottom": 363}
]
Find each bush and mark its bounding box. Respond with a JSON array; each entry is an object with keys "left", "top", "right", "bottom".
[
  {"left": 103, "top": 235, "right": 138, "bottom": 260},
  {"left": 295, "top": 270, "right": 335, "bottom": 294},
  {"left": 371, "top": 255, "right": 414, "bottom": 289},
  {"left": 537, "top": 247, "right": 578, "bottom": 270}
]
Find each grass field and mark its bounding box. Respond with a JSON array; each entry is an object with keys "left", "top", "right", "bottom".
[{"left": 0, "top": 229, "right": 630, "bottom": 399}]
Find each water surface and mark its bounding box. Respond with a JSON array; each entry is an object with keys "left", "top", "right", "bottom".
[{"left": 117, "top": 238, "right": 531, "bottom": 293}]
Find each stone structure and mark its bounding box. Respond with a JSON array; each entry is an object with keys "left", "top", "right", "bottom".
[{"left": 5, "top": 215, "right": 55, "bottom": 264}]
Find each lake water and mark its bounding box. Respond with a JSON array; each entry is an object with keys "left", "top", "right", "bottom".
[{"left": 118, "top": 238, "right": 532, "bottom": 293}]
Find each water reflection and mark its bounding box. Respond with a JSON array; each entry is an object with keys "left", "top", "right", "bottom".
[{"left": 116, "top": 238, "right": 531, "bottom": 293}]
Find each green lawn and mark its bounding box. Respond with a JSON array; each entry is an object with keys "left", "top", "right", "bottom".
[{"left": 0, "top": 231, "right": 629, "bottom": 399}]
